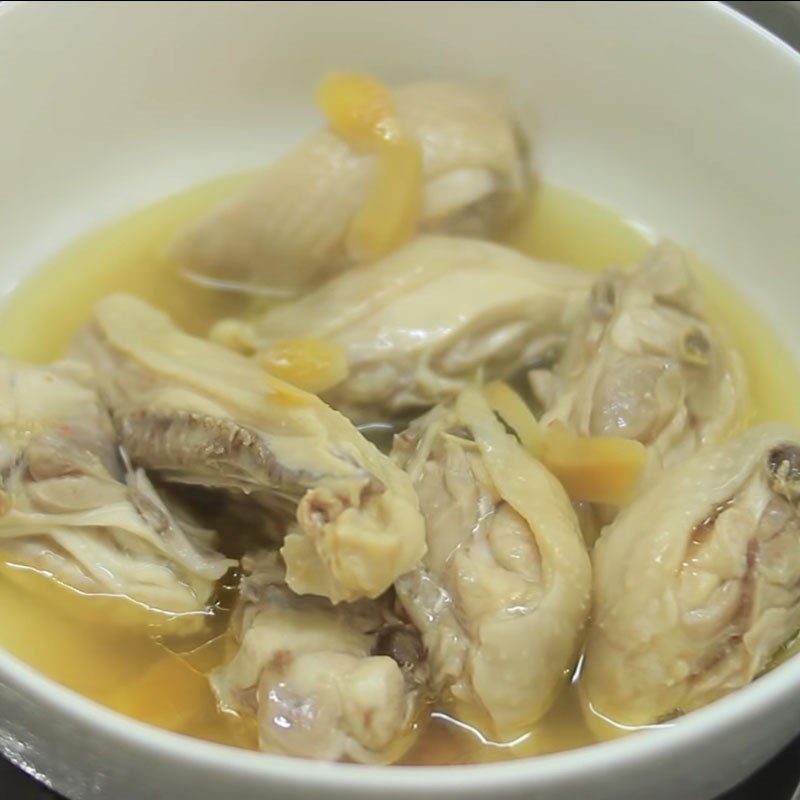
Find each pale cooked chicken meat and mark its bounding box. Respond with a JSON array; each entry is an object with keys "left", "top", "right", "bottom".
[
  {"left": 169, "top": 82, "right": 528, "bottom": 289},
  {"left": 0, "top": 357, "right": 233, "bottom": 613},
  {"left": 531, "top": 245, "right": 748, "bottom": 474},
  {"left": 6, "top": 55, "right": 800, "bottom": 769},
  {"left": 218, "top": 236, "right": 590, "bottom": 420},
  {"left": 391, "top": 387, "right": 591, "bottom": 737},
  {"left": 212, "top": 551, "right": 424, "bottom": 762},
  {"left": 77, "top": 294, "right": 426, "bottom": 603},
  {"left": 582, "top": 424, "right": 800, "bottom": 727}
]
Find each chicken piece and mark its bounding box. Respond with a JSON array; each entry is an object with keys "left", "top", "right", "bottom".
[
  {"left": 77, "top": 294, "right": 426, "bottom": 603},
  {"left": 211, "top": 551, "right": 424, "bottom": 763},
  {"left": 217, "top": 236, "right": 590, "bottom": 421},
  {"left": 391, "top": 387, "right": 591, "bottom": 738},
  {"left": 530, "top": 245, "right": 748, "bottom": 474},
  {"left": 582, "top": 424, "right": 800, "bottom": 728},
  {"left": 0, "top": 357, "right": 233, "bottom": 613},
  {"left": 169, "top": 82, "right": 529, "bottom": 289}
]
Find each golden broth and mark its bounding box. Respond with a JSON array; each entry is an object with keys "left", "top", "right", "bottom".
[{"left": 0, "top": 176, "right": 798, "bottom": 764}]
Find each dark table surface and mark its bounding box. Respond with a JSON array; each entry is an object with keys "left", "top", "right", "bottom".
[{"left": 2, "top": 1, "right": 800, "bottom": 799}]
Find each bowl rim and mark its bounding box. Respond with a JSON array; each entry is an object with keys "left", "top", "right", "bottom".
[
  {"left": 3, "top": 624, "right": 800, "bottom": 790},
  {"left": 1, "top": 0, "right": 800, "bottom": 791}
]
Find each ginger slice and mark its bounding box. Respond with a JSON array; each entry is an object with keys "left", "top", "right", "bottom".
[
  {"left": 541, "top": 423, "right": 645, "bottom": 506},
  {"left": 316, "top": 72, "right": 422, "bottom": 260},
  {"left": 484, "top": 379, "right": 545, "bottom": 455},
  {"left": 484, "top": 381, "right": 645, "bottom": 505},
  {"left": 256, "top": 338, "right": 348, "bottom": 395}
]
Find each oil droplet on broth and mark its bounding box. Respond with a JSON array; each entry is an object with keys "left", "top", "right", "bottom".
[{"left": 0, "top": 175, "right": 799, "bottom": 763}]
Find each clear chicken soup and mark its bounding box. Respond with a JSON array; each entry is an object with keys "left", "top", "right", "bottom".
[{"left": 0, "top": 177, "right": 798, "bottom": 765}]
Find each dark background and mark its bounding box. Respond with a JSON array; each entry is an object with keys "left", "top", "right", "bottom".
[{"left": 2, "top": 2, "right": 799, "bottom": 799}]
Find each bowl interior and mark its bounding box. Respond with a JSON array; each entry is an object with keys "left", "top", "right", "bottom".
[{"left": 0, "top": 1, "right": 800, "bottom": 796}]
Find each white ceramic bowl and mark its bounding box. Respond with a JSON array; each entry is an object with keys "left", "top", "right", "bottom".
[{"left": 1, "top": 2, "right": 799, "bottom": 798}]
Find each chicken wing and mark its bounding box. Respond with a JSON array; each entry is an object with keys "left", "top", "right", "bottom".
[
  {"left": 211, "top": 551, "right": 424, "bottom": 762},
  {"left": 0, "top": 358, "right": 233, "bottom": 613},
  {"left": 582, "top": 424, "right": 800, "bottom": 727},
  {"left": 220, "top": 236, "right": 589, "bottom": 421},
  {"left": 77, "top": 294, "right": 426, "bottom": 603},
  {"left": 169, "top": 82, "right": 528, "bottom": 289},
  {"left": 392, "top": 387, "right": 591, "bottom": 738},
  {"left": 531, "top": 245, "right": 748, "bottom": 474}
]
